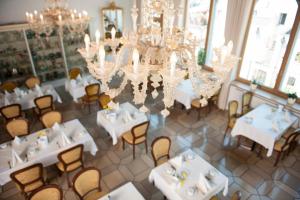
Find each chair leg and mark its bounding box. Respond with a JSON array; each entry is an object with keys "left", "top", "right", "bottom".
[
  {"left": 66, "top": 172, "right": 71, "bottom": 187},
  {"left": 88, "top": 103, "right": 91, "bottom": 113},
  {"left": 274, "top": 151, "right": 281, "bottom": 167},
  {"left": 133, "top": 145, "right": 135, "bottom": 159},
  {"left": 223, "top": 126, "right": 229, "bottom": 140},
  {"left": 122, "top": 138, "right": 125, "bottom": 150},
  {"left": 145, "top": 141, "right": 148, "bottom": 154},
  {"left": 251, "top": 142, "right": 257, "bottom": 151},
  {"left": 197, "top": 109, "right": 201, "bottom": 120}
]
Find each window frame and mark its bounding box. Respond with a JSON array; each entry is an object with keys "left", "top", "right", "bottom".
[{"left": 236, "top": 0, "right": 300, "bottom": 103}]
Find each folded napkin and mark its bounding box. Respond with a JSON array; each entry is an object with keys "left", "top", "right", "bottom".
[
  {"left": 60, "top": 131, "right": 71, "bottom": 147},
  {"left": 124, "top": 111, "right": 133, "bottom": 121},
  {"left": 11, "top": 149, "right": 23, "bottom": 167},
  {"left": 70, "top": 79, "right": 77, "bottom": 88},
  {"left": 52, "top": 122, "right": 61, "bottom": 132},
  {"left": 107, "top": 101, "right": 120, "bottom": 110},
  {"left": 76, "top": 74, "right": 82, "bottom": 82},
  {"left": 83, "top": 79, "right": 89, "bottom": 87},
  {"left": 284, "top": 110, "right": 291, "bottom": 122},
  {"left": 35, "top": 84, "right": 43, "bottom": 96},
  {"left": 13, "top": 136, "right": 21, "bottom": 146},
  {"left": 4, "top": 90, "right": 10, "bottom": 95},
  {"left": 198, "top": 173, "right": 211, "bottom": 194},
  {"left": 272, "top": 121, "right": 280, "bottom": 132},
  {"left": 14, "top": 88, "right": 21, "bottom": 96}
]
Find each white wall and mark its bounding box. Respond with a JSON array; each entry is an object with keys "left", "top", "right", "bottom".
[{"left": 0, "top": 0, "right": 135, "bottom": 38}]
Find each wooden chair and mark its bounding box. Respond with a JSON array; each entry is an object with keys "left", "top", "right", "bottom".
[
  {"left": 151, "top": 136, "right": 171, "bottom": 166},
  {"left": 273, "top": 131, "right": 299, "bottom": 166},
  {"left": 10, "top": 163, "right": 45, "bottom": 198},
  {"left": 210, "top": 191, "right": 241, "bottom": 200},
  {"left": 208, "top": 87, "right": 222, "bottom": 112},
  {"left": 72, "top": 167, "right": 106, "bottom": 200},
  {"left": 82, "top": 83, "right": 100, "bottom": 113},
  {"left": 56, "top": 144, "right": 84, "bottom": 187},
  {"left": 283, "top": 128, "right": 300, "bottom": 153},
  {"left": 28, "top": 184, "right": 63, "bottom": 200},
  {"left": 98, "top": 93, "right": 111, "bottom": 109},
  {"left": 242, "top": 92, "right": 252, "bottom": 115},
  {"left": 40, "top": 111, "right": 62, "bottom": 128},
  {"left": 25, "top": 76, "right": 41, "bottom": 89},
  {"left": 34, "top": 95, "right": 55, "bottom": 117},
  {"left": 69, "top": 68, "right": 81, "bottom": 80},
  {"left": 6, "top": 118, "right": 29, "bottom": 138},
  {"left": 190, "top": 98, "right": 209, "bottom": 120},
  {"left": 0, "top": 104, "right": 22, "bottom": 121},
  {"left": 0, "top": 81, "right": 17, "bottom": 93},
  {"left": 122, "top": 121, "right": 150, "bottom": 159},
  {"left": 224, "top": 100, "right": 239, "bottom": 138}
]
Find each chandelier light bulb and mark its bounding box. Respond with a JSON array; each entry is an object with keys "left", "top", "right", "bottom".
[
  {"left": 84, "top": 34, "right": 90, "bottom": 55},
  {"left": 83, "top": 10, "right": 88, "bottom": 16},
  {"left": 58, "top": 14, "right": 62, "bottom": 22},
  {"left": 111, "top": 27, "right": 116, "bottom": 40},
  {"left": 170, "top": 52, "right": 177, "bottom": 77},
  {"left": 34, "top": 10, "right": 38, "bottom": 16},
  {"left": 132, "top": 48, "right": 139, "bottom": 74},
  {"left": 95, "top": 29, "right": 101, "bottom": 45},
  {"left": 98, "top": 45, "right": 106, "bottom": 70},
  {"left": 71, "top": 13, "right": 75, "bottom": 20},
  {"left": 40, "top": 14, "right": 44, "bottom": 23}
]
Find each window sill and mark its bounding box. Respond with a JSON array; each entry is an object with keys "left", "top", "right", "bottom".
[{"left": 230, "top": 81, "right": 300, "bottom": 115}]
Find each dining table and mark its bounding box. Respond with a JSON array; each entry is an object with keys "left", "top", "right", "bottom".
[
  {"left": 0, "top": 119, "right": 98, "bottom": 186},
  {"left": 0, "top": 84, "right": 62, "bottom": 110},
  {"left": 98, "top": 182, "right": 145, "bottom": 200},
  {"left": 231, "top": 104, "right": 298, "bottom": 157},
  {"left": 149, "top": 149, "right": 228, "bottom": 200},
  {"left": 97, "top": 102, "right": 148, "bottom": 145}
]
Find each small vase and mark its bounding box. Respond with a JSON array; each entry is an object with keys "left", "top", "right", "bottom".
[
  {"left": 250, "top": 83, "right": 257, "bottom": 91},
  {"left": 287, "top": 98, "right": 296, "bottom": 105}
]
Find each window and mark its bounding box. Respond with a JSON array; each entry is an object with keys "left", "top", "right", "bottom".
[
  {"left": 237, "top": 0, "right": 300, "bottom": 100},
  {"left": 186, "top": 0, "right": 211, "bottom": 49},
  {"left": 280, "top": 27, "right": 300, "bottom": 96},
  {"left": 206, "top": 0, "right": 228, "bottom": 66}
]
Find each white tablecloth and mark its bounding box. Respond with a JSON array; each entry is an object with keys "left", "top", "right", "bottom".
[
  {"left": 231, "top": 104, "right": 298, "bottom": 157},
  {"left": 149, "top": 149, "right": 228, "bottom": 200},
  {"left": 0, "top": 119, "right": 98, "bottom": 186},
  {"left": 0, "top": 85, "right": 62, "bottom": 110},
  {"left": 65, "top": 75, "right": 100, "bottom": 102},
  {"left": 99, "top": 182, "right": 145, "bottom": 200},
  {"left": 174, "top": 80, "right": 197, "bottom": 109},
  {"left": 97, "top": 102, "right": 148, "bottom": 145}
]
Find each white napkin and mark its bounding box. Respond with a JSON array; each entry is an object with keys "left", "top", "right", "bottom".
[
  {"left": 272, "top": 121, "right": 280, "bottom": 132},
  {"left": 198, "top": 173, "right": 211, "bottom": 194},
  {"left": 35, "top": 84, "right": 43, "bottom": 96},
  {"left": 4, "top": 90, "right": 10, "bottom": 95},
  {"left": 4, "top": 96, "right": 10, "bottom": 106},
  {"left": 13, "top": 136, "right": 21, "bottom": 146},
  {"left": 284, "top": 110, "right": 291, "bottom": 122},
  {"left": 60, "top": 132, "right": 71, "bottom": 147},
  {"left": 11, "top": 149, "right": 23, "bottom": 167},
  {"left": 83, "top": 79, "right": 89, "bottom": 87},
  {"left": 76, "top": 74, "right": 82, "bottom": 82},
  {"left": 107, "top": 101, "right": 119, "bottom": 110},
  {"left": 14, "top": 88, "right": 21, "bottom": 96},
  {"left": 52, "top": 122, "right": 61, "bottom": 132},
  {"left": 70, "top": 79, "right": 77, "bottom": 88},
  {"left": 124, "top": 111, "right": 133, "bottom": 121}
]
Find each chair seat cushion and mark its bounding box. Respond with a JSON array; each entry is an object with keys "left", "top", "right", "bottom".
[
  {"left": 56, "top": 161, "right": 82, "bottom": 172},
  {"left": 209, "top": 196, "right": 218, "bottom": 200},
  {"left": 156, "top": 156, "right": 169, "bottom": 166},
  {"left": 23, "top": 180, "right": 44, "bottom": 193},
  {"left": 122, "top": 131, "right": 146, "bottom": 144},
  {"left": 84, "top": 190, "right": 107, "bottom": 200},
  {"left": 191, "top": 99, "right": 201, "bottom": 108},
  {"left": 34, "top": 107, "right": 53, "bottom": 115},
  {"left": 274, "top": 138, "right": 289, "bottom": 152},
  {"left": 228, "top": 117, "right": 237, "bottom": 129},
  {"left": 82, "top": 95, "right": 98, "bottom": 102}
]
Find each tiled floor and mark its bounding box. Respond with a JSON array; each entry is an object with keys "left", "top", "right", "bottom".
[{"left": 0, "top": 84, "right": 300, "bottom": 200}]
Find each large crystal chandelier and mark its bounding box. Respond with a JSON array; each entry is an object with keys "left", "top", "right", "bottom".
[
  {"left": 79, "top": 0, "right": 239, "bottom": 117},
  {"left": 25, "top": 0, "right": 90, "bottom": 37}
]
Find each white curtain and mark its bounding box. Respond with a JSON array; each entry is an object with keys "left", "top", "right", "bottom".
[{"left": 218, "top": 0, "right": 254, "bottom": 110}]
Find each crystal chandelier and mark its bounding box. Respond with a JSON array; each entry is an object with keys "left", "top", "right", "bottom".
[
  {"left": 79, "top": 0, "right": 239, "bottom": 117},
  {"left": 25, "top": 0, "right": 90, "bottom": 37}
]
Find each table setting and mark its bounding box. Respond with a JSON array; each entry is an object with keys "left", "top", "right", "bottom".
[
  {"left": 97, "top": 102, "right": 148, "bottom": 145},
  {"left": 231, "top": 104, "right": 298, "bottom": 157},
  {"left": 64, "top": 74, "right": 100, "bottom": 102},
  {"left": 0, "top": 84, "right": 62, "bottom": 110},
  {"left": 0, "top": 119, "right": 98, "bottom": 186},
  {"left": 149, "top": 149, "right": 228, "bottom": 200},
  {"left": 99, "top": 182, "right": 145, "bottom": 200}
]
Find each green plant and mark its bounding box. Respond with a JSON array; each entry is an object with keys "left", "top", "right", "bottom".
[
  {"left": 251, "top": 80, "right": 258, "bottom": 85},
  {"left": 197, "top": 48, "right": 206, "bottom": 65},
  {"left": 288, "top": 92, "right": 298, "bottom": 99}
]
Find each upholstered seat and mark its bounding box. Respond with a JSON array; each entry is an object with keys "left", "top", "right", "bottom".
[
  {"left": 34, "top": 95, "right": 55, "bottom": 117},
  {"left": 98, "top": 94, "right": 111, "bottom": 109},
  {"left": 274, "top": 138, "right": 289, "bottom": 151},
  {"left": 0, "top": 104, "right": 22, "bottom": 121},
  {"left": 151, "top": 136, "right": 171, "bottom": 166},
  {"left": 56, "top": 161, "right": 83, "bottom": 172},
  {"left": 191, "top": 99, "right": 201, "bottom": 108},
  {"left": 0, "top": 81, "right": 17, "bottom": 93},
  {"left": 224, "top": 100, "right": 239, "bottom": 137},
  {"left": 228, "top": 117, "right": 237, "bottom": 129},
  {"left": 6, "top": 118, "right": 29, "bottom": 138},
  {"left": 122, "top": 131, "right": 146, "bottom": 144},
  {"left": 242, "top": 92, "right": 253, "bottom": 115},
  {"left": 84, "top": 190, "right": 107, "bottom": 200},
  {"left": 25, "top": 77, "right": 41, "bottom": 89},
  {"left": 82, "top": 83, "right": 100, "bottom": 113},
  {"left": 82, "top": 95, "right": 99, "bottom": 102},
  {"left": 69, "top": 68, "right": 81, "bottom": 80},
  {"left": 41, "top": 111, "right": 62, "bottom": 128},
  {"left": 28, "top": 185, "right": 63, "bottom": 200},
  {"left": 23, "top": 180, "right": 44, "bottom": 193}
]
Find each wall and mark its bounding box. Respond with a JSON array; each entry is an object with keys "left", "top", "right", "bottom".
[{"left": 0, "top": 0, "right": 135, "bottom": 39}]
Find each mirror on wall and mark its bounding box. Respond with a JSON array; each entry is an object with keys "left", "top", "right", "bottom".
[{"left": 101, "top": 2, "right": 123, "bottom": 39}]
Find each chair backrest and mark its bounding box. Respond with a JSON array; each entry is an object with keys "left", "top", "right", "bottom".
[
  {"left": 28, "top": 184, "right": 63, "bottom": 200},
  {"left": 85, "top": 83, "right": 100, "bottom": 97},
  {"left": 41, "top": 111, "right": 62, "bottom": 128},
  {"left": 6, "top": 118, "right": 29, "bottom": 138},
  {"left": 69, "top": 68, "right": 81, "bottom": 80},
  {"left": 1, "top": 81, "right": 17, "bottom": 93},
  {"left": 281, "top": 130, "right": 300, "bottom": 151},
  {"left": 242, "top": 92, "right": 252, "bottom": 112},
  {"left": 151, "top": 136, "right": 171, "bottom": 166},
  {"left": 58, "top": 144, "right": 83, "bottom": 170},
  {"left": 0, "top": 104, "right": 22, "bottom": 121},
  {"left": 73, "top": 167, "right": 101, "bottom": 199},
  {"left": 10, "top": 163, "right": 44, "bottom": 192},
  {"left": 25, "top": 77, "right": 41, "bottom": 89},
  {"left": 98, "top": 94, "right": 111, "bottom": 109},
  {"left": 231, "top": 191, "right": 242, "bottom": 200},
  {"left": 34, "top": 95, "right": 53, "bottom": 111},
  {"left": 228, "top": 100, "right": 238, "bottom": 118},
  {"left": 131, "top": 121, "right": 150, "bottom": 140}
]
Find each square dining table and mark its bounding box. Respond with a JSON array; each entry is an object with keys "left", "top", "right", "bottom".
[
  {"left": 231, "top": 104, "right": 298, "bottom": 157},
  {"left": 0, "top": 119, "right": 98, "bottom": 186},
  {"left": 149, "top": 149, "right": 228, "bottom": 200},
  {"left": 97, "top": 102, "right": 148, "bottom": 145}
]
